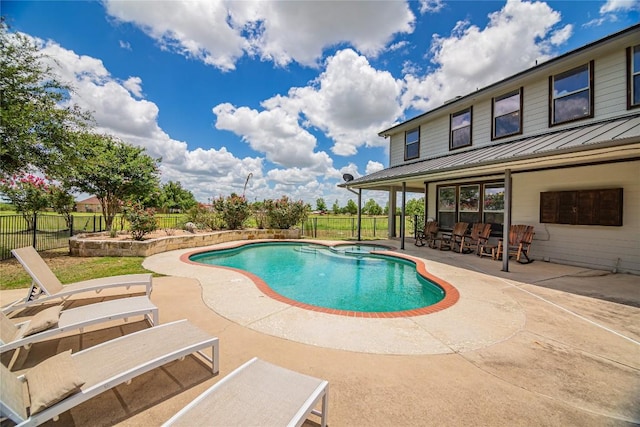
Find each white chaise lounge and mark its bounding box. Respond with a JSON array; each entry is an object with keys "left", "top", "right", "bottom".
[
  {"left": 0, "top": 320, "right": 219, "bottom": 427},
  {"left": 1, "top": 295, "right": 158, "bottom": 354},
  {"left": 3, "top": 246, "right": 152, "bottom": 314},
  {"left": 163, "top": 357, "right": 328, "bottom": 427}
]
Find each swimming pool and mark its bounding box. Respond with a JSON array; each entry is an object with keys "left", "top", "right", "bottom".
[{"left": 189, "top": 242, "right": 449, "bottom": 315}]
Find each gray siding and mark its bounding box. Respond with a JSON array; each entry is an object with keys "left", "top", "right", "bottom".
[{"left": 511, "top": 161, "right": 640, "bottom": 274}]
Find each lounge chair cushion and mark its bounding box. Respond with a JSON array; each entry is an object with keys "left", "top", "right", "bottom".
[
  {"left": 25, "top": 350, "right": 85, "bottom": 414},
  {"left": 21, "top": 305, "right": 63, "bottom": 337}
]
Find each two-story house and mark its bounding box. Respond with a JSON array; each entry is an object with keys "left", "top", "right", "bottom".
[{"left": 341, "top": 24, "right": 640, "bottom": 274}]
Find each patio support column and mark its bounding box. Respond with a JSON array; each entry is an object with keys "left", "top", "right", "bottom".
[
  {"left": 502, "top": 169, "right": 512, "bottom": 272},
  {"left": 357, "top": 188, "right": 362, "bottom": 241},
  {"left": 423, "top": 181, "right": 429, "bottom": 220},
  {"left": 388, "top": 189, "right": 397, "bottom": 238},
  {"left": 401, "top": 182, "right": 407, "bottom": 250}
]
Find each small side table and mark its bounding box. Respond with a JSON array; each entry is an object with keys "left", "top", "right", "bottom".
[{"left": 478, "top": 243, "right": 497, "bottom": 259}]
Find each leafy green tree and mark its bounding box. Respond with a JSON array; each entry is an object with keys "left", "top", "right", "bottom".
[
  {"left": 49, "top": 184, "right": 75, "bottom": 229},
  {"left": 332, "top": 199, "right": 340, "bottom": 215},
  {"left": 406, "top": 197, "right": 425, "bottom": 216},
  {"left": 0, "top": 19, "right": 91, "bottom": 179},
  {"left": 0, "top": 173, "right": 49, "bottom": 230},
  {"left": 161, "top": 181, "right": 197, "bottom": 212},
  {"left": 345, "top": 199, "right": 358, "bottom": 215},
  {"left": 64, "top": 133, "right": 160, "bottom": 231},
  {"left": 315, "top": 198, "right": 327, "bottom": 213},
  {"left": 363, "top": 198, "right": 382, "bottom": 215}
]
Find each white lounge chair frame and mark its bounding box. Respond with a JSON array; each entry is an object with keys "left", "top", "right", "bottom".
[
  {"left": 163, "top": 357, "right": 328, "bottom": 427},
  {"left": 1, "top": 295, "right": 158, "bottom": 354},
  {"left": 1, "top": 320, "right": 219, "bottom": 427},
  {"left": 3, "top": 246, "right": 152, "bottom": 314}
]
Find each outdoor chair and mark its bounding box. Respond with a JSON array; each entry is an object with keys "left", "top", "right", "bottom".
[
  {"left": 1, "top": 295, "right": 158, "bottom": 357},
  {"left": 3, "top": 246, "right": 152, "bottom": 314},
  {"left": 0, "top": 319, "right": 219, "bottom": 427},
  {"left": 438, "top": 222, "right": 469, "bottom": 251},
  {"left": 415, "top": 221, "right": 439, "bottom": 248},
  {"left": 460, "top": 223, "right": 492, "bottom": 255},
  {"left": 495, "top": 225, "right": 535, "bottom": 263},
  {"left": 163, "top": 357, "right": 328, "bottom": 427}
]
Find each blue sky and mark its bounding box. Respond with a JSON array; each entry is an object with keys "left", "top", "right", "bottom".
[{"left": 3, "top": 0, "right": 639, "bottom": 206}]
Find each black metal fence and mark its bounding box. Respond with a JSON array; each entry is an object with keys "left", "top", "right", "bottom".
[
  {"left": 0, "top": 214, "right": 184, "bottom": 260},
  {"left": 1, "top": 213, "right": 420, "bottom": 260}
]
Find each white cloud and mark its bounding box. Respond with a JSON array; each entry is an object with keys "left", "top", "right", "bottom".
[
  {"left": 119, "top": 40, "right": 131, "bottom": 50},
  {"left": 102, "top": 0, "right": 415, "bottom": 69},
  {"left": 402, "top": 0, "right": 572, "bottom": 112},
  {"left": 365, "top": 161, "right": 384, "bottom": 175},
  {"left": 37, "top": 39, "right": 268, "bottom": 202},
  {"left": 216, "top": 49, "right": 403, "bottom": 159},
  {"left": 419, "top": 0, "right": 445, "bottom": 14},
  {"left": 600, "top": 0, "right": 640, "bottom": 13}
]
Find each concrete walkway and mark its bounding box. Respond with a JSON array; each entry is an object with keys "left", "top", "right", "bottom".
[{"left": 2, "top": 239, "right": 638, "bottom": 426}]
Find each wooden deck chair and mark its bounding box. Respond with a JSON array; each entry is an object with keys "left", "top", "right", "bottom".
[
  {"left": 0, "top": 320, "right": 219, "bottom": 427},
  {"left": 3, "top": 246, "right": 152, "bottom": 314},
  {"left": 1, "top": 296, "right": 158, "bottom": 355},
  {"left": 460, "top": 223, "right": 492, "bottom": 254},
  {"left": 415, "top": 221, "right": 439, "bottom": 248},
  {"left": 163, "top": 357, "right": 328, "bottom": 427},
  {"left": 438, "top": 222, "right": 469, "bottom": 251},
  {"left": 495, "top": 225, "right": 535, "bottom": 263}
]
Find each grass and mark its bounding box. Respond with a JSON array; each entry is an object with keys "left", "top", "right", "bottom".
[{"left": 1, "top": 248, "right": 156, "bottom": 291}]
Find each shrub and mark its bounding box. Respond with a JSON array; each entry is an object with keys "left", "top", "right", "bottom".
[
  {"left": 123, "top": 202, "right": 158, "bottom": 240},
  {"left": 0, "top": 174, "right": 50, "bottom": 230},
  {"left": 251, "top": 201, "right": 267, "bottom": 229},
  {"left": 263, "top": 196, "right": 309, "bottom": 229},
  {"left": 186, "top": 203, "right": 220, "bottom": 230},
  {"left": 212, "top": 193, "right": 251, "bottom": 230}
]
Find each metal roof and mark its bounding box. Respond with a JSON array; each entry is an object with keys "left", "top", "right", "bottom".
[{"left": 343, "top": 114, "right": 640, "bottom": 189}]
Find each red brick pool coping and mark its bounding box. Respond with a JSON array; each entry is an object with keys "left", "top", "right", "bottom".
[{"left": 180, "top": 241, "right": 460, "bottom": 318}]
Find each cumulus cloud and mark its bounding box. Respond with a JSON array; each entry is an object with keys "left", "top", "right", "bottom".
[
  {"left": 37, "top": 39, "right": 266, "bottom": 202},
  {"left": 103, "top": 0, "right": 415, "bottom": 69},
  {"left": 402, "top": 0, "right": 572, "bottom": 112},
  {"left": 419, "top": 0, "right": 445, "bottom": 14},
  {"left": 214, "top": 49, "right": 403, "bottom": 158},
  {"left": 365, "top": 161, "right": 384, "bottom": 175}
]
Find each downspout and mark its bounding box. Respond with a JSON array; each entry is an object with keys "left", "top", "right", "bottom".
[{"left": 502, "top": 169, "right": 512, "bottom": 272}]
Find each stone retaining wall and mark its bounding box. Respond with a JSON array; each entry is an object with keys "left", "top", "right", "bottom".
[{"left": 69, "top": 229, "right": 301, "bottom": 257}]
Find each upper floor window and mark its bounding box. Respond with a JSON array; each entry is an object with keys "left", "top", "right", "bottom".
[
  {"left": 405, "top": 128, "right": 420, "bottom": 160},
  {"left": 492, "top": 88, "right": 522, "bottom": 140},
  {"left": 549, "top": 61, "right": 594, "bottom": 126},
  {"left": 450, "top": 107, "right": 472, "bottom": 150},
  {"left": 628, "top": 45, "right": 640, "bottom": 109}
]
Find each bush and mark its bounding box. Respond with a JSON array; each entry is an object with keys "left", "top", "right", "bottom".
[
  {"left": 263, "top": 196, "right": 309, "bottom": 229},
  {"left": 186, "top": 203, "right": 220, "bottom": 230},
  {"left": 212, "top": 193, "right": 251, "bottom": 230},
  {"left": 123, "top": 202, "right": 157, "bottom": 240}
]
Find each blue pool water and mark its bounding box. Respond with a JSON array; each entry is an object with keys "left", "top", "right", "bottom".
[{"left": 190, "top": 242, "right": 445, "bottom": 313}]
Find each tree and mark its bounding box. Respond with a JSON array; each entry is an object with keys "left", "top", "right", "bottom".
[
  {"left": 49, "top": 184, "right": 75, "bottom": 229},
  {"left": 345, "top": 199, "right": 358, "bottom": 215},
  {"left": 406, "top": 197, "right": 425, "bottom": 217},
  {"left": 332, "top": 199, "right": 340, "bottom": 215},
  {"left": 315, "top": 198, "right": 327, "bottom": 213},
  {"left": 0, "top": 19, "right": 91, "bottom": 179},
  {"left": 212, "top": 193, "right": 251, "bottom": 230},
  {"left": 0, "top": 173, "right": 49, "bottom": 230},
  {"left": 161, "top": 181, "right": 197, "bottom": 212},
  {"left": 363, "top": 198, "right": 382, "bottom": 215},
  {"left": 65, "top": 133, "right": 160, "bottom": 231},
  {"left": 264, "top": 196, "right": 309, "bottom": 229}
]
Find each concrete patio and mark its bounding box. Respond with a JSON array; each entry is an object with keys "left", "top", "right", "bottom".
[{"left": 1, "top": 238, "right": 638, "bottom": 426}]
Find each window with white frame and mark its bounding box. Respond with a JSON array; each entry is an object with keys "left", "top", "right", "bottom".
[
  {"left": 405, "top": 128, "right": 420, "bottom": 160},
  {"left": 450, "top": 107, "right": 472, "bottom": 149},
  {"left": 492, "top": 88, "right": 522, "bottom": 139},
  {"left": 550, "top": 61, "right": 594, "bottom": 126},
  {"left": 628, "top": 45, "right": 640, "bottom": 109}
]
